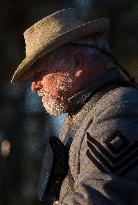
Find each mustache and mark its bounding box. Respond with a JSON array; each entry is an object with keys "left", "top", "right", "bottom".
[{"left": 37, "top": 90, "right": 50, "bottom": 97}]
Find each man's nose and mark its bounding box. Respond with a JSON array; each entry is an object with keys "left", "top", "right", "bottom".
[{"left": 31, "top": 80, "right": 43, "bottom": 91}]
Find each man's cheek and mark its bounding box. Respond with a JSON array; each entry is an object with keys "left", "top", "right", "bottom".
[{"left": 43, "top": 77, "right": 56, "bottom": 90}]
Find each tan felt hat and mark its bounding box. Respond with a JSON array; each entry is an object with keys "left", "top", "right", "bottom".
[{"left": 11, "top": 8, "right": 110, "bottom": 83}]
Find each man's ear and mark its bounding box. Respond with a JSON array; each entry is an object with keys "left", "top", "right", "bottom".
[{"left": 72, "top": 49, "right": 84, "bottom": 69}]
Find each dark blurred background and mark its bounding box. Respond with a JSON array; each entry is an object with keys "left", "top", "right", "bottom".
[
  {"left": 0, "top": 1, "right": 72, "bottom": 205},
  {"left": 0, "top": 1, "right": 137, "bottom": 205}
]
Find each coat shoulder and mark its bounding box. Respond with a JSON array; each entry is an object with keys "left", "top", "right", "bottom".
[{"left": 93, "top": 86, "right": 138, "bottom": 115}]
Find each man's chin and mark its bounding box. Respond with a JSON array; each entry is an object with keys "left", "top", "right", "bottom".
[
  {"left": 42, "top": 101, "right": 66, "bottom": 116},
  {"left": 44, "top": 108, "right": 65, "bottom": 116}
]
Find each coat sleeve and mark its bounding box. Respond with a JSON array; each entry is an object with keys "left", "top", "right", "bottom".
[{"left": 61, "top": 99, "right": 138, "bottom": 205}]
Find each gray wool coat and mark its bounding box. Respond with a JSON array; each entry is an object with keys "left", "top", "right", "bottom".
[{"left": 38, "top": 67, "right": 138, "bottom": 205}]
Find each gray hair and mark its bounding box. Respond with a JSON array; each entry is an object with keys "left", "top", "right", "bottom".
[
  {"left": 70, "top": 34, "right": 113, "bottom": 68},
  {"left": 50, "top": 34, "right": 114, "bottom": 71}
]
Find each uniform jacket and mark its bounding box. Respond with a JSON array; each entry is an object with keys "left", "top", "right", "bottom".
[{"left": 38, "top": 67, "right": 138, "bottom": 205}]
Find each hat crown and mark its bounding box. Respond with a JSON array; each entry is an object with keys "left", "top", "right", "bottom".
[
  {"left": 24, "top": 8, "right": 85, "bottom": 57},
  {"left": 12, "top": 7, "right": 110, "bottom": 83}
]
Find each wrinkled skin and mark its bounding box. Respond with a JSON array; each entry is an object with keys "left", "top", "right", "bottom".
[{"left": 31, "top": 45, "right": 107, "bottom": 115}]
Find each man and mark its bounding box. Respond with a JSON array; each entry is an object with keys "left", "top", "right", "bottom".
[{"left": 11, "top": 8, "right": 138, "bottom": 205}]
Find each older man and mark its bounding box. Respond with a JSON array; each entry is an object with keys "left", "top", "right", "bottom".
[{"left": 11, "top": 8, "right": 138, "bottom": 205}]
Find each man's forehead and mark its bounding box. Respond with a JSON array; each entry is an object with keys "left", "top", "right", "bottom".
[
  {"left": 34, "top": 49, "right": 64, "bottom": 68},
  {"left": 32, "top": 55, "right": 49, "bottom": 73},
  {"left": 33, "top": 44, "right": 72, "bottom": 71}
]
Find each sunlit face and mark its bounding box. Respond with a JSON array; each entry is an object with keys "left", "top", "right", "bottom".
[
  {"left": 31, "top": 45, "right": 107, "bottom": 116},
  {"left": 31, "top": 46, "right": 84, "bottom": 116}
]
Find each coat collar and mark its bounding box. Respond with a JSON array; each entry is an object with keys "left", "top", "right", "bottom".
[{"left": 68, "top": 67, "right": 128, "bottom": 115}]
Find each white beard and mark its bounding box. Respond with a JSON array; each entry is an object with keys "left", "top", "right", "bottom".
[{"left": 38, "top": 90, "right": 66, "bottom": 116}]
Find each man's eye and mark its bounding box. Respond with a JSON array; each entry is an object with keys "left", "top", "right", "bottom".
[
  {"left": 37, "top": 70, "right": 48, "bottom": 76},
  {"left": 32, "top": 71, "right": 45, "bottom": 81}
]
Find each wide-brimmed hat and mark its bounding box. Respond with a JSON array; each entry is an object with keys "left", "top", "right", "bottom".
[{"left": 11, "top": 8, "right": 110, "bottom": 83}]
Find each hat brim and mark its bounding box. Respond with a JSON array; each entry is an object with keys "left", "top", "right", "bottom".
[{"left": 11, "top": 18, "right": 110, "bottom": 83}]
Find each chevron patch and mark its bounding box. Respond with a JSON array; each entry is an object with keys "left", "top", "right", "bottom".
[{"left": 86, "top": 131, "right": 138, "bottom": 176}]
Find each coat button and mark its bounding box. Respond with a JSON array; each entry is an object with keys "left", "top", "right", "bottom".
[{"left": 68, "top": 114, "right": 73, "bottom": 123}]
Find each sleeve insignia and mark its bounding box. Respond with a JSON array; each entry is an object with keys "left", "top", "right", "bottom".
[{"left": 86, "top": 131, "right": 138, "bottom": 176}]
